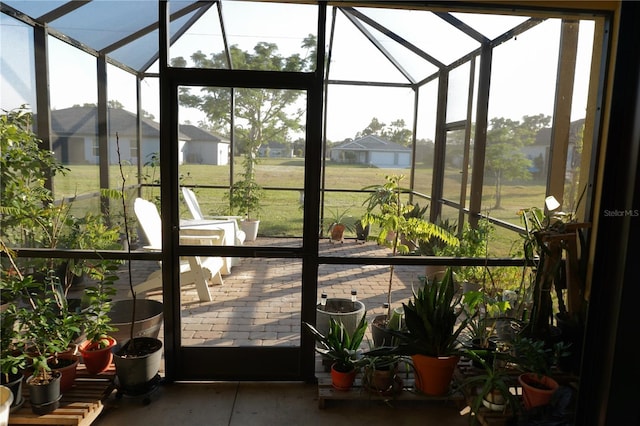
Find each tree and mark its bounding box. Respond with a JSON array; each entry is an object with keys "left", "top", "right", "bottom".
[
  {"left": 485, "top": 115, "right": 550, "bottom": 209},
  {"left": 386, "top": 119, "right": 413, "bottom": 146},
  {"left": 174, "top": 36, "right": 316, "bottom": 158},
  {"left": 357, "top": 117, "right": 386, "bottom": 137},
  {"left": 356, "top": 117, "right": 413, "bottom": 146}
]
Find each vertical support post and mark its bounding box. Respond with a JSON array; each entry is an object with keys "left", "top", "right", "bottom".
[
  {"left": 469, "top": 43, "right": 492, "bottom": 228},
  {"left": 547, "top": 20, "right": 579, "bottom": 207}
]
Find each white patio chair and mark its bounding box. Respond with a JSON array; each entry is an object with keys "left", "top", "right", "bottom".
[
  {"left": 181, "top": 187, "right": 246, "bottom": 246},
  {"left": 133, "top": 197, "right": 225, "bottom": 302}
]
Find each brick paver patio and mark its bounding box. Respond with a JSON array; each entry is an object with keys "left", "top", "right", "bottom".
[{"left": 88, "top": 238, "right": 426, "bottom": 355}]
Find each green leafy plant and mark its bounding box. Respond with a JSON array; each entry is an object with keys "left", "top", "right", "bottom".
[
  {"left": 511, "top": 336, "right": 571, "bottom": 378},
  {"left": 1, "top": 106, "right": 122, "bottom": 295},
  {"left": 304, "top": 314, "right": 368, "bottom": 372},
  {"left": 13, "top": 271, "right": 71, "bottom": 384},
  {"left": 228, "top": 152, "right": 264, "bottom": 221},
  {"left": 455, "top": 219, "right": 494, "bottom": 284},
  {"left": 82, "top": 260, "right": 119, "bottom": 347},
  {"left": 326, "top": 207, "right": 354, "bottom": 234},
  {"left": 462, "top": 290, "right": 511, "bottom": 349},
  {"left": 372, "top": 268, "right": 469, "bottom": 358},
  {"left": 457, "top": 349, "right": 520, "bottom": 420},
  {"left": 361, "top": 175, "right": 459, "bottom": 320}
]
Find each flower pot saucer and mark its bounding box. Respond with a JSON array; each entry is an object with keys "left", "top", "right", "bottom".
[
  {"left": 30, "top": 394, "right": 62, "bottom": 415},
  {"left": 114, "top": 374, "right": 162, "bottom": 405}
]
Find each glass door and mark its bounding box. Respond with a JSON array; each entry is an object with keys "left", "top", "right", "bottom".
[{"left": 163, "top": 73, "right": 320, "bottom": 381}]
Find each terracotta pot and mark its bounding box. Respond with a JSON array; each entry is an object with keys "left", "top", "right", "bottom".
[
  {"left": 329, "top": 223, "right": 346, "bottom": 243},
  {"left": 518, "top": 372, "right": 559, "bottom": 409},
  {"left": 411, "top": 354, "right": 459, "bottom": 396},
  {"left": 79, "top": 337, "right": 116, "bottom": 375},
  {"left": 48, "top": 353, "right": 79, "bottom": 392},
  {"left": 330, "top": 363, "right": 356, "bottom": 391}
]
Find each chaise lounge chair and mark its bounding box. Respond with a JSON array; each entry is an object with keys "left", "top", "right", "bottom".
[{"left": 133, "top": 197, "right": 225, "bottom": 302}]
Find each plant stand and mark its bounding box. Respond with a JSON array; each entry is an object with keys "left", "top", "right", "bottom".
[
  {"left": 315, "top": 355, "right": 464, "bottom": 409},
  {"left": 8, "top": 363, "right": 115, "bottom": 425},
  {"left": 455, "top": 357, "right": 580, "bottom": 425}
]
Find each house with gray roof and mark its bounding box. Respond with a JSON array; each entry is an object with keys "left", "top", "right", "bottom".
[
  {"left": 330, "top": 135, "right": 411, "bottom": 168},
  {"left": 49, "top": 106, "right": 228, "bottom": 166},
  {"left": 257, "top": 141, "right": 293, "bottom": 158},
  {"left": 179, "top": 124, "right": 229, "bottom": 165}
]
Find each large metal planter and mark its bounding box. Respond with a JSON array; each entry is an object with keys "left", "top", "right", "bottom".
[{"left": 108, "top": 299, "right": 163, "bottom": 345}]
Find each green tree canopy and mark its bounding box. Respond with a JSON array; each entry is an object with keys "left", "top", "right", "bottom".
[
  {"left": 356, "top": 117, "right": 413, "bottom": 146},
  {"left": 174, "top": 36, "right": 316, "bottom": 157},
  {"left": 485, "top": 114, "right": 551, "bottom": 209}
]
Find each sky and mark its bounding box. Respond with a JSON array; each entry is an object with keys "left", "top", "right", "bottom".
[{"left": 1, "top": 2, "right": 595, "bottom": 143}]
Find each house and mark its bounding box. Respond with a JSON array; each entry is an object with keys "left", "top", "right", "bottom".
[
  {"left": 330, "top": 135, "right": 411, "bottom": 168},
  {"left": 179, "top": 124, "right": 229, "bottom": 165},
  {"left": 522, "top": 118, "right": 585, "bottom": 178},
  {"left": 49, "top": 106, "right": 228, "bottom": 166},
  {"left": 257, "top": 141, "right": 293, "bottom": 158}
]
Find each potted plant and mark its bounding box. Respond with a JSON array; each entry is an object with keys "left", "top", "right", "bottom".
[
  {"left": 457, "top": 349, "right": 519, "bottom": 419},
  {"left": 325, "top": 208, "right": 354, "bottom": 243},
  {"left": 416, "top": 217, "right": 459, "bottom": 280},
  {"left": 77, "top": 261, "right": 119, "bottom": 375},
  {"left": 1, "top": 106, "right": 122, "bottom": 297},
  {"left": 361, "top": 175, "right": 458, "bottom": 347},
  {"left": 360, "top": 352, "right": 409, "bottom": 396},
  {"left": 0, "top": 249, "right": 28, "bottom": 412},
  {"left": 455, "top": 219, "right": 494, "bottom": 293},
  {"left": 228, "top": 151, "right": 264, "bottom": 242},
  {"left": 517, "top": 199, "right": 589, "bottom": 342},
  {"left": 304, "top": 314, "right": 368, "bottom": 391},
  {"left": 462, "top": 289, "right": 511, "bottom": 368},
  {"left": 511, "top": 336, "right": 570, "bottom": 410},
  {"left": 13, "top": 270, "right": 70, "bottom": 414},
  {"left": 369, "top": 268, "right": 469, "bottom": 396},
  {"left": 315, "top": 290, "right": 366, "bottom": 356}
]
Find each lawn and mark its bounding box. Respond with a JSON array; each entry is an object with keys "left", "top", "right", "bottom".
[{"left": 54, "top": 158, "right": 547, "bottom": 256}]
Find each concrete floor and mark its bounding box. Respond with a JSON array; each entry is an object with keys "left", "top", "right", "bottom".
[{"left": 94, "top": 381, "right": 471, "bottom": 426}]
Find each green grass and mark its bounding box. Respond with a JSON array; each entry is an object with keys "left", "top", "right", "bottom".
[{"left": 53, "top": 158, "right": 547, "bottom": 256}]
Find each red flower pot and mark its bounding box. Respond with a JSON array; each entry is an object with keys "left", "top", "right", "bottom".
[
  {"left": 330, "top": 363, "right": 356, "bottom": 391},
  {"left": 411, "top": 354, "right": 459, "bottom": 396},
  {"left": 518, "top": 373, "right": 559, "bottom": 409},
  {"left": 79, "top": 337, "right": 116, "bottom": 375},
  {"left": 48, "top": 353, "right": 79, "bottom": 392}
]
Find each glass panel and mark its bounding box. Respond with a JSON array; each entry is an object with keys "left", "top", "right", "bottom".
[
  {"left": 178, "top": 86, "right": 306, "bottom": 244},
  {"left": 349, "top": 11, "right": 439, "bottom": 83},
  {"left": 443, "top": 129, "right": 466, "bottom": 207},
  {"left": 414, "top": 80, "right": 438, "bottom": 201},
  {"left": 49, "top": 0, "right": 158, "bottom": 52},
  {"left": 179, "top": 257, "right": 302, "bottom": 347},
  {"left": 1, "top": 1, "right": 66, "bottom": 19},
  {"left": 488, "top": 19, "right": 560, "bottom": 126},
  {"left": 356, "top": 7, "right": 480, "bottom": 66},
  {"left": 48, "top": 37, "right": 100, "bottom": 200},
  {"left": 0, "top": 13, "right": 35, "bottom": 112},
  {"left": 484, "top": 19, "right": 560, "bottom": 234},
  {"left": 170, "top": 6, "right": 226, "bottom": 68},
  {"left": 328, "top": 10, "right": 408, "bottom": 84},
  {"left": 451, "top": 12, "right": 530, "bottom": 41},
  {"left": 447, "top": 61, "right": 471, "bottom": 123},
  {"left": 172, "top": 1, "right": 317, "bottom": 72}
]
